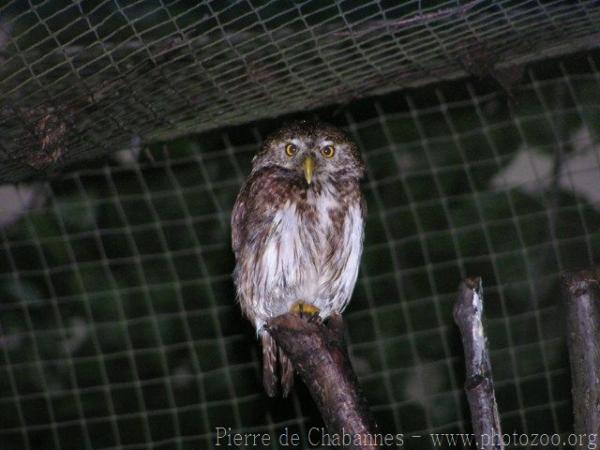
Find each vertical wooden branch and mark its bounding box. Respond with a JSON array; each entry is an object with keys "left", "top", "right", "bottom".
[
  {"left": 266, "top": 313, "right": 380, "bottom": 450},
  {"left": 453, "top": 277, "right": 503, "bottom": 450},
  {"left": 561, "top": 267, "right": 600, "bottom": 441}
]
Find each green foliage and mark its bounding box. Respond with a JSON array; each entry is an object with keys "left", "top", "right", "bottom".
[{"left": 1, "top": 53, "right": 600, "bottom": 449}]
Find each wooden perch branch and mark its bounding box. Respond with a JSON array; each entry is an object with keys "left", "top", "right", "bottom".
[
  {"left": 561, "top": 267, "right": 600, "bottom": 440},
  {"left": 453, "top": 277, "right": 503, "bottom": 450},
  {"left": 266, "top": 313, "right": 380, "bottom": 450}
]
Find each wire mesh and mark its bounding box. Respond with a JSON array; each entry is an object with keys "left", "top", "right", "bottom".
[
  {"left": 2, "top": 1, "right": 600, "bottom": 450},
  {"left": 1, "top": 0, "right": 600, "bottom": 181},
  {"left": 2, "top": 48, "right": 600, "bottom": 448}
]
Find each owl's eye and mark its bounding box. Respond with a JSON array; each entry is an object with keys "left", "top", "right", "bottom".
[
  {"left": 285, "top": 143, "right": 297, "bottom": 157},
  {"left": 321, "top": 145, "right": 335, "bottom": 158}
]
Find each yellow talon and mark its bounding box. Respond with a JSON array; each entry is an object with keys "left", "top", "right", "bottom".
[{"left": 291, "top": 302, "right": 320, "bottom": 316}]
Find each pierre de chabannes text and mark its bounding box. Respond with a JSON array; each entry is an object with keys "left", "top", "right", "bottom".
[{"left": 215, "top": 427, "right": 598, "bottom": 449}]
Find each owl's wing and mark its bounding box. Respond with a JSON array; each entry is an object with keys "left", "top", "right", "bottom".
[
  {"left": 360, "top": 189, "right": 367, "bottom": 219},
  {"left": 231, "top": 169, "right": 270, "bottom": 255},
  {"left": 232, "top": 168, "right": 283, "bottom": 256},
  {"left": 231, "top": 181, "right": 249, "bottom": 256}
]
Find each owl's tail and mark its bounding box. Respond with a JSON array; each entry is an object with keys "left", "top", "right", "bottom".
[
  {"left": 261, "top": 332, "right": 294, "bottom": 397},
  {"left": 279, "top": 347, "right": 294, "bottom": 397}
]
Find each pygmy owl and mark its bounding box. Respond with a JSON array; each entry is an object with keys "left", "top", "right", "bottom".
[{"left": 231, "top": 120, "right": 366, "bottom": 397}]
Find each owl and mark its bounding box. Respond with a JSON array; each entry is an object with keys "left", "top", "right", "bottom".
[{"left": 231, "top": 120, "right": 366, "bottom": 397}]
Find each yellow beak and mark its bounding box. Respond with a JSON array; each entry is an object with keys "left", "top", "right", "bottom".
[{"left": 303, "top": 155, "right": 315, "bottom": 185}]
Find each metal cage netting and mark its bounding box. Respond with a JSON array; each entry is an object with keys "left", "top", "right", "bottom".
[
  {"left": 1, "top": 1, "right": 599, "bottom": 180},
  {"left": 1, "top": 1, "right": 600, "bottom": 450}
]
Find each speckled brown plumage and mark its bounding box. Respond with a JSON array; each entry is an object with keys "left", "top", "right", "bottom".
[{"left": 231, "top": 120, "right": 366, "bottom": 397}]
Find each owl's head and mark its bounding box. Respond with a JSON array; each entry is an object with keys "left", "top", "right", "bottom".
[{"left": 252, "top": 120, "right": 365, "bottom": 185}]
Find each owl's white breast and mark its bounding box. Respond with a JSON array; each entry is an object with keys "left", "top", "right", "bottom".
[{"left": 253, "top": 188, "right": 364, "bottom": 328}]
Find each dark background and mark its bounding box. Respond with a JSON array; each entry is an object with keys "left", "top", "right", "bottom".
[{"left": 1, "top": 1, "right": 600, "bottom": 449}]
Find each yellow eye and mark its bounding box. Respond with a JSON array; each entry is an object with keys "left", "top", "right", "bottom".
[
  {"left": 321, "top": 145, "right": 335, "bottom": 158},
  {"left": 285, "top": 143, "right": 297, "bottom": 157}
]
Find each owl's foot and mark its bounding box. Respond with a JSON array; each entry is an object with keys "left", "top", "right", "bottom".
[{"left": 290, "top": 301, "right": 320, "bottom": 317}]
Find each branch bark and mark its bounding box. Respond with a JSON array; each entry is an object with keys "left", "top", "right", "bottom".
[
  {"left": 453, "top": 277, "right": 503, "bottom": 450},
  {"left": 266, "top": 313, "right": 380, "bottom": 450},
  {"left": 561, "top": 267, "right": 600, "bottom": 442}
]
